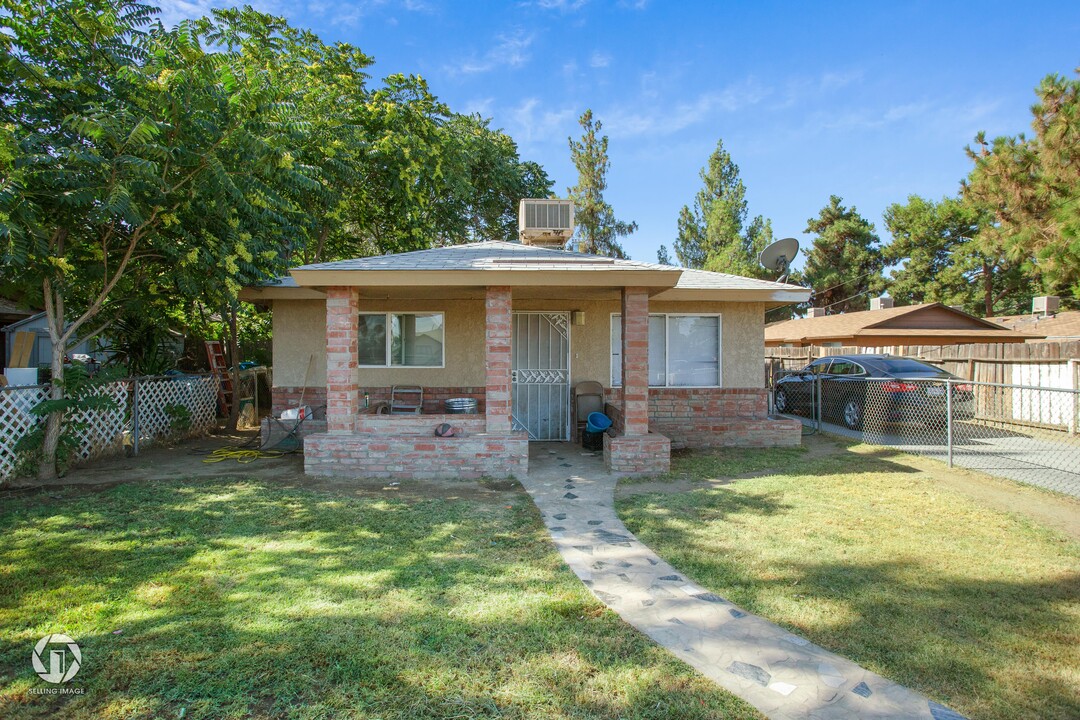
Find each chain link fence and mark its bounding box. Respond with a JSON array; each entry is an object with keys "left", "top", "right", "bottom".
[
  {"left": 774, "top": 374, "right": 1080, "bottom": 498},
  {"left": 0, "top": 373, "right": 219, "bottom": 482}
]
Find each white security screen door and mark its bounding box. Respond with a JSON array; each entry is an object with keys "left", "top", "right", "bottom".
[{"left": 511, "top": 312, "right": 570, "bottom": 440}]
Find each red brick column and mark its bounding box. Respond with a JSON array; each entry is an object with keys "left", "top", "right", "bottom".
[
  {"left": 485, "top": 286, "right": 512, "bottom": 434},
  {"left": 621, "top": 287, "right": 650, "bottom": 435},
  {"left": 325, "top": 286, "right": 359, "bottom": 434}
]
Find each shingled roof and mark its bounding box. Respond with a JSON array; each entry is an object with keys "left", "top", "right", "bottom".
[
  {"left": 765, "top": 303, "right": 1039, "bottom": 346},
  {"left": 283, "top": 241, "right": 810, "bottom": 304}
]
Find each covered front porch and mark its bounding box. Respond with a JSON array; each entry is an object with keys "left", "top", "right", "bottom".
[{"left": 303, "top": 284, "right": 670, "bottom": 479}]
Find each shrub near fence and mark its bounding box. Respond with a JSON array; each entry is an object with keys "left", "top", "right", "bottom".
[{"left": 0, "top": 374, "right": 219, "bottom": 482}]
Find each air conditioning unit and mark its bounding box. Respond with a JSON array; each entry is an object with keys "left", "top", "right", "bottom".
[
  {"left": 1032, "top": 295, "right": 1059, "bottom": 316},
  {"left": 519, "top": 199, "right": 574, "bottom": 247},
  {"left": 870, "top": 296, "right": 894, "bottom": 311},
  {"left": 807, "top": 307, "right": 826, "bottom": 318}
]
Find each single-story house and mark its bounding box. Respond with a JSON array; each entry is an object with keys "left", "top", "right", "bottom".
[
  {"left": 2, "top": 310, "right": 109, "bottom": 371},
  {"left": 241, "top": 240, "right": 810, "bottom": 478},
  {"left": 765, "top": 302, "right": 1039, "bottom": 348}
]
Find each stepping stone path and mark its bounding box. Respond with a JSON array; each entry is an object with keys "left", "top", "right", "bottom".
[{"left": 522, "top": 448, "right": 968, "bottom": 720}]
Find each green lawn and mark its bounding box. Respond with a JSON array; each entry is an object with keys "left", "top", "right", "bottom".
[
  {"left": 617, "top": 439, "right": 1080, "bottom": 720},
  {"left": 0, "top": 479, "right": 761, "bottom": 720}
]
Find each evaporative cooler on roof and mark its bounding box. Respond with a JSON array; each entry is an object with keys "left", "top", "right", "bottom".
[{"left": 518, "top": 199, "right": 574, "bottom": 248}]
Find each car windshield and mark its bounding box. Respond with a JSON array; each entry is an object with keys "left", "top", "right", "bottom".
[{"left": 874, "top": 358, "right": 951, "bottom": 377}]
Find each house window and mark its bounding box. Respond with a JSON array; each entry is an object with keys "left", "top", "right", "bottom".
[
  {"left": 610, "top": 314, "right": 721, "bottom": 387},
  {"left": 358, "top": 313, "right": 444, "bottom": 368}
]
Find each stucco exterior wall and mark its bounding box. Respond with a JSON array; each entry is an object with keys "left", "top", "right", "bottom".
[
  {"left": 271, "top": 296, "right": 767, "bottom": 392},
  {"left": 272, "top": 299, "right": 327, "bottom": 387}
]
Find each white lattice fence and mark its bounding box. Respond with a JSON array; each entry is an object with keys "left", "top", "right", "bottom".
[
  {"left": 133, "top": 375, "right": 219, "bottom": 447},
  {"left": 0, "top": 385, "right": 49, "bottom": 480},
  {"left": 67, "top": 382, "right": 130, "bottom": 461}
]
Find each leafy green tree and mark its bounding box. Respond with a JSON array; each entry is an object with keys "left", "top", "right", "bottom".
[
  {"left": 674, "top": 139, "right": 773, "bottom": 277},
  {"left": 0, "top": 1, "right": 312, "bottom": 476},
  {"left": 803, "top": 196, "right": 886, "bottom": 314},
  {"left": 963, "top": 69, "right": 1080, "bottom": 302},
  {"left": 656, "top": 245, "right": 673, "bottom": 265},
  {"left": 567, "top": 110, "right": 636, "bottom": 258},
  {"left": 883, "top": 195, "right": 1027, "bottom": 315}
]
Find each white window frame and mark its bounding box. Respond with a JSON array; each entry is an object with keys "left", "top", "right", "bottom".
[
  {"left": 610, "top": 313, "right": 722, "bottom": 388},
  {"left": 357, "top": 311, "right": 446, "bottom": 369}
]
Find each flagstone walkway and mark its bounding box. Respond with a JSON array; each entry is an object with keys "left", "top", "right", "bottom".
[{"left": 522, "top": 443, "right": 967, "bottom": 720}]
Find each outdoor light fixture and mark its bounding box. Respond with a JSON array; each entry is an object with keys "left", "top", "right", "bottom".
[{"left": 571, "top": 311, "right": 585, "bottom": 326}]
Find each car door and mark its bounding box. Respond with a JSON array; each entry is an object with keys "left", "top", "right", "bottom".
[
  {"left": 793, "top": 358, "right": 832, "bottom": 412},
  {"left": 822, "top": 359, "right": 857, "bottom": 420}
]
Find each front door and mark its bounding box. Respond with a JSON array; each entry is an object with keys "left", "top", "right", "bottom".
[{"left": 511, "top": 312, "right": 570, "bottom": 440}]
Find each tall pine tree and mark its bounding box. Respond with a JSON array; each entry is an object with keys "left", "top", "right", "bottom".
[
  {"left": 803, "top": 196, "right": 886, "bottom": 314},
  {"left": 674, "top": 139, "right": 772, "bottom": 277},
  {"left": 567, "top": 110, "right": 636, "bottom": 258}
]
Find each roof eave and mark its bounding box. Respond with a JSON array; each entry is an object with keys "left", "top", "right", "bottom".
[
  {"left": 654, "top": 288, "right": 811, "bottom": 304},
  {"left": 238, "top": 286, "right": 327, "bottom": 301},
  {"left": 289, "top": 268, "right": 681, "bottom": 289}
]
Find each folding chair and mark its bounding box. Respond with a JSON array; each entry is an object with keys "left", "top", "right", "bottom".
[{"left": 390, "top": 385, "right": 424, "bottom": 414}]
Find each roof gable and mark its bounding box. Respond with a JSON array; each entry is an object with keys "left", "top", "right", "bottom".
[{"left": 765, "top": 302, "right": 1034, "bottom": 343}]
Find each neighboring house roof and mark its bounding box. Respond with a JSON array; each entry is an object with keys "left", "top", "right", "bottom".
[
  {"left": 985, "top": 310, "right": 1080, "bottom": 341},
  {"left": 271, "top": 241, "right": 809, "bottom": 305},
  {"left": 765, "top": 303, "right": 1040, "bottom": 345}
]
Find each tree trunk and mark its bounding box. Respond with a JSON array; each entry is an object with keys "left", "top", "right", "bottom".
[
  {"left": 983, "top": 260, "right": 993, "bottom": 316},
  {"left": 225, "top": 303, "right": 240, "bottom": 432},
  {"left": 37, "top": 313, "right": 66, "bottom": 481}
]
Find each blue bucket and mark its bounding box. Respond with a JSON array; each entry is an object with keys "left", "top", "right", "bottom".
[{"left": 586, "top": 411, "right": 612, "bottom": 434}]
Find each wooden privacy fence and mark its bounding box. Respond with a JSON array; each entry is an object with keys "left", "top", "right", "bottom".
[{"left": 0, "top": 374, "right": 219, "bottom": 482}]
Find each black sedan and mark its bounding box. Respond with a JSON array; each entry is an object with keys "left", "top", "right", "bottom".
[{"left": 773, "top": 354, "right": 975, "bottom": 430}]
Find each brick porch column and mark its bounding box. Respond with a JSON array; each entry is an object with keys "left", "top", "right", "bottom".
[
  {"left": 485, "top": 286, "right": 512, "bottom": 434},
  {"left": 325, "top": 286, "right": 359, "bottom": 434},
  {"left": 621, "top": 287, "right": 650, "bottom": 435}
]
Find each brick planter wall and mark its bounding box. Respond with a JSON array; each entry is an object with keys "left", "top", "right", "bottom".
[
  {"left": 604, "top": 433, "right": 671, "bottom": 475},
  {"left": 304, "top": 431, "right": 527, "bottom": 480}
]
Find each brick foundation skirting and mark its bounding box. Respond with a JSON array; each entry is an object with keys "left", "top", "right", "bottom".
[
  {"left": 604, "top": 387, "right": 799, "bottom": 449},
  {"left": 604, "top": 433, "right": 671, "bottom": 476},
  {"left": 303, "top": 431, "right": 528, "bottom": 480}
]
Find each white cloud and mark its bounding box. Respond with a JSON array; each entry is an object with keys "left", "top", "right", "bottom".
[
  {"left": 819, "top": 69, "right": 863, "bottom": 92},
  {"left": 602, "top": 77, "right": 772, "bottom": 138},
  {"left": 449, "top": 29, "right": 535, "bottom": 75},
  {"left": 531, "top": 0, "right": 589, "bottom": 11},
  {"left": 464, "top": 97, "right": 495, "bottom": 117},
  {"left": 589, "top": 51, "right": 611, "bottom": 68},
  {"left": 507, "top": 98, "right": 576, "bottom": 144}
]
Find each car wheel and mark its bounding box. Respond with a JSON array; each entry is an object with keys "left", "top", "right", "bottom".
[
  {"left": 842, "top": 397, "right": 863, "bottom": 430},
  {"left": 774, "top": 388, "right": 790, "bottom": 413}
]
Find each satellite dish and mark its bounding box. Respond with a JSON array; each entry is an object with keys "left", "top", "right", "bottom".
[{"left": 759, "top": 237, "right": 799, "bottom": 283}]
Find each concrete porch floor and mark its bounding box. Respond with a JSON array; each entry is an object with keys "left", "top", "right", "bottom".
[{"left": 526, "top": 441, "right": 607, "bottom": 481}]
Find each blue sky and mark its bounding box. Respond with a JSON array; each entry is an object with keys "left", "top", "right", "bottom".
[{"left": 161, "top": 0, "right": 1080, "bottom": 268}]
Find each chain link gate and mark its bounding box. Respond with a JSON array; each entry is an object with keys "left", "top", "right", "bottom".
[{"left": 775, "top": 373, "right": 1080, "bottom": 498}]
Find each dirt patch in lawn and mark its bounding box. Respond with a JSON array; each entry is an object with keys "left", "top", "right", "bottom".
[{"left": 2, "top": 430, "right": 525, "bottom": 505}]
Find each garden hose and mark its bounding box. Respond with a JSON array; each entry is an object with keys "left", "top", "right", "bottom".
[{"left": 202, "top": 446, "right": 286, "bottom": 464}]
